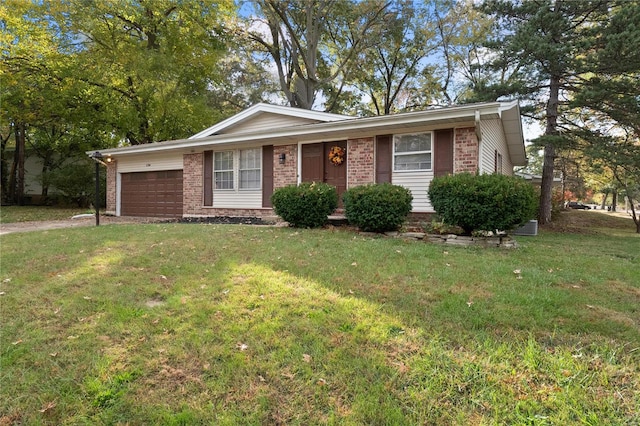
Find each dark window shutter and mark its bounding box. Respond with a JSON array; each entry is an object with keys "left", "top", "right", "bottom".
[
  {"left": 376, "top": 135, "right": 392, "bottom": 183},
  {"left": 262, "top": 145, "right": 274, "bottom": 207},
  {"left": 434, "top": 129, "right": 454, "bottom": 177},
  {"left": 203, "top": 150, "right": 213, "bottom": 206}
]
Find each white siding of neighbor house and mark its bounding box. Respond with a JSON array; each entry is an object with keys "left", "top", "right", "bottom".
[
  {"left": 392, "top": 171, "right": 434, "bottom": 212},
  {"left": 220, "top": 113, "right": 321, "bottom": 135},
  {"left": 117, "top": 152, "right": 183, "bottom": 173},
  {"left": 479, "top": 119, "right": 514, "bottom": 175},
  {"left": 212, "top": 191, "right": 262, "bottom": 209}
]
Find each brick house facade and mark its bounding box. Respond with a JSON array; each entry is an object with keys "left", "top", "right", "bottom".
[{"left": 99, "top": 102, "right": 524, "bottom": 219}]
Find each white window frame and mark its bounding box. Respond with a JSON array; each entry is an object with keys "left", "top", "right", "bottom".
[
  {"left": 213, "top": 148, "right": 262, "bottom": 192},
  {"left": 214, "top": 151, "right": 235, "bottom": 190},
  {"left": 393, "top": 132, "right": 432, "bottom": 172}
]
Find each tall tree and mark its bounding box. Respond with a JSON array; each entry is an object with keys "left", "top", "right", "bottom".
[
  {"left": 59, "top": 0, "right": 235, "bottom": 145},
  {"left": 247, "top": 0, "right": 391, "bottom": 111},
  {"left": 347, "top": 0, "right": 440, "bottom": 115},
  {"left": 477, "top": 0, "right": 610, "bottom": 224}
]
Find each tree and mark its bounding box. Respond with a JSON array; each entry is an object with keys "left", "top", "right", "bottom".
[
  {"left": 59, "top": 0, "right": 235, "bottom": 145},
  {"left": 348, "top": 0, "right": 439, "bottom": 115},
  {"left": 247, "top": 0, "right": 391, "bottom": 111},
  {"left": 477, "top": 0, "right": 610, "bottom": 224}
]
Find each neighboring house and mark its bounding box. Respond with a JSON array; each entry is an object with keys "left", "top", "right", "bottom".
[{"left": 93, "top": 101, "right": 527, "bottom": 219}]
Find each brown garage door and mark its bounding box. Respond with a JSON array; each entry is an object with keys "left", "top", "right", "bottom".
[{"left": 121, "top": 170, "right": 183, "bottom": 218}]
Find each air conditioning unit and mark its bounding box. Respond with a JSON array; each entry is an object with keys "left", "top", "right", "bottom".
[{"left": 513, "top": 220, "right": 538, "bottom": 236}]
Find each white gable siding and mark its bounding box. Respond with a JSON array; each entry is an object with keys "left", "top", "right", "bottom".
[
  {"left": 479, "top": 119, "right": 514, "bottom": 175},
  {"left": 117, "top": 152, "right": 183, "bottom": 173},
  {"left": 392, "top": 171, "right": 434, "bottom": 212},
  {"left": 220, "top": 113, "right": 320, "bottom": 135}
]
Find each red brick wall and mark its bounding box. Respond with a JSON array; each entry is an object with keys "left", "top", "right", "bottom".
[
  {"left": 183, "top": 153, "right": 204, "bottom": 216},
  {"left": 347, "top": 137, "right": 375, "bottom": 188},
  {"left": 106, "top": 160, "right": 117, "bottom": 215},
  {"left": 454, "top": 127, "right": 478, "bottom": 173},
  {"left": 274, "top": 144, "right": 298, "bottom": 189}
]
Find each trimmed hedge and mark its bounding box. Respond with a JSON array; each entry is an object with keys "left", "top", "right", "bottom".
[
  {"left": 343, "top": 183, "right": 413, "bottom": 232},
  {"left": 271, "top": 182, "right": 338, "bottom": 228},
  {"left": 427, "top": 173, "right": 537, "bottom": 234}
]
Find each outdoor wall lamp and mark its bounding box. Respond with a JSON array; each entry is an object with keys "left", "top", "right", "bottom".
[
  {"left": 91, "top": 151, "right": 104, "bottom": 227},
  {"left": 279, "top": 153, "right": 286, "bottom": 164}
]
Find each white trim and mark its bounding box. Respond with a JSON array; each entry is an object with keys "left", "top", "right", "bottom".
[
  {"left": 116, "top": 173, "right": 121, "bottom": 216},
  {"left": 188, "top": 103, "right": 351, "bottom": 139},
  {"left": 91, "top": 101, "right": 526, "bottom": 167}
]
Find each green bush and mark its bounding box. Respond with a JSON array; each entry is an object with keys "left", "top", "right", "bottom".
[
  {"left": 271, "top": 182, "right": 338, "bottom": 228},
  {"left": 342, "top": 183, "right": 413, "bottom": 232},
  {"left": 427, "top": 173, "right": 537, "bottom": 234}
]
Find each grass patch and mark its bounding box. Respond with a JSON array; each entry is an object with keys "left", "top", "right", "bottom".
[
  {"left": 1, "top": 211, "right": 638, "bottom": 424},
  {"left": 0, "top": 206, "right": 92, "bottom": 223}
]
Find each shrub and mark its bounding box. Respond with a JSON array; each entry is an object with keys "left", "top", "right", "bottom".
[
  {"left": 342, "top": 183, "right": 413, "bottom": 232},
  {"left": 427, "top": 173, "right": 537, "bottom": 234},
  {"left": 271, "top": 182, "right": 338, "bottom": 228}
]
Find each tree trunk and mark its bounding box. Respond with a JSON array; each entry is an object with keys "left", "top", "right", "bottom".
[
  {"left": 539, "top": 74, "right": 560, "bottom": 225},
  {"left": 8, "top": 122, "right": 26, "bottom": 205},
  {"left": 611, "top": 189, "right": 617, "bottom": 212},
  {"left": 600, "top": 191, "right": 608, "bottom": 210}
]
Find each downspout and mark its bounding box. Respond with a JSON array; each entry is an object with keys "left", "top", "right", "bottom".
[{"left": 475, "top": 110, "right": 482, "bottom": 174}]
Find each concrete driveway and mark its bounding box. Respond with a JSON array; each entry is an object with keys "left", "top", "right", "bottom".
[{"left": 0, "top": 216, "right": 171, "bottom": 235}]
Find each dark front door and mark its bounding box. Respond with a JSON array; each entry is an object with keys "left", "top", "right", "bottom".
[{"left": 301, "top": 141, "right": 347, "bottom": 205}]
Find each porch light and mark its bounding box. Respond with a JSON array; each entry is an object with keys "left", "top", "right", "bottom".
[
  {"left": 279, "top": 153, "right": 286, "bottom": 164},
  {"left": 90, "top": 151, "right": 103, "bottom": 227}
]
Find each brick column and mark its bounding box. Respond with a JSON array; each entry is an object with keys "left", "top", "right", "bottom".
[
  {"left": 346, "top": 137, "right": 375, "bottom": 188},
  {"left": 454, "top": 127, "right": 478, "bottom": 173},
  {"left": 274, "top": 144, "right": 298, "bottom": 188},
  {"left": 183, "top": 153, "right": 203, "bottom": 215},
  {"left": 105, "top": 160, "right": 117, "bottom": 215}
]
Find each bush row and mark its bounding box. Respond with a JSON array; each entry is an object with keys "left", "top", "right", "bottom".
[{"left": 272, "top": 174, "right": 537, "bottom": 234}]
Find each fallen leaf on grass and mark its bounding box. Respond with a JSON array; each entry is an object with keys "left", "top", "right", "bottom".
[
  {"left": 39, "top": 401, "right": 56, "bottom": 413},
  {"left": 160, "top": 275, "right": 167, "bottom": 280},
  {"left": 258, "top": 375, "right": 266, "bottom": 382},
  {"left": 513, "top": 269, "right": 521, "bottom": 275},
  {"left": 2, "top": 278, "right": 10, "bottom": 283},
  {"left": 83, "top": 296, "right": 91, "bottom": 300},
  {"left": 12, "top": 339, "right": 22, "bottom": 345},
  {"left": 49, "top": 352, "right": 58, "bottom": 357},
  {"left": 317, "top": 378, "right": 327, "bottom": 386},
  {"left": 0, "top": 292, "right": 5, "bottom": 296},
  {"left": 236, "top": 343, "right": 248, "bottom": 351},
  {"left": 351, "top": 262, "right": 357, "bottom": 267},
  {"left": 302, "top": 354, "right": 312, "bottom": 363},
  {"left": 466, "top": 301, "right": 473, "bottom": 307},
  {"left": 281, "top": 372, "right": 295, "bottom": 379}
]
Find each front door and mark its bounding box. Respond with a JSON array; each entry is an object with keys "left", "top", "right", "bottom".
[{"left": 301, "top": 141, "right": 347, "bottom": 205}]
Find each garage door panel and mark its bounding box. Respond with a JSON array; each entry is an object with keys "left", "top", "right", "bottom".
[{"left": 121, "top": 170, "right": 183, "bottom": 218}]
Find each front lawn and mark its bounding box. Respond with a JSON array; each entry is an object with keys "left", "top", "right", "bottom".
[
  {"left": 0, "top": 206, "right": 92, "bottom": 224},
  {"left": 1, "top": 211, "right": 638, "bottom": 424}
]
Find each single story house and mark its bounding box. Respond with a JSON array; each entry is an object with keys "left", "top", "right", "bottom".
[{"left": 93, "top": 101, "right": 527, "bottom": 220}]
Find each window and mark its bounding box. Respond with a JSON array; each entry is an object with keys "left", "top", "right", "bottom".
[
  {"left": 214, "top": 151, "right": 234, "bottom": 189},
  {"left": 239, "top": 148, "right": 261, "bottom": 189},
  {"left": 494, "top": 150, "right": 503, "bottom": 174},
  {"left": 393, "top": 133, "right": 432, "bottom": 171},
  {"left": 214, "top": 148, "right": 261, "bottom": 191}
]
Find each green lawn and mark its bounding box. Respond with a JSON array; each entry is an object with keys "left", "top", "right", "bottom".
[
  {"left": 1, "top": 211, "right": 638, "bottom": 424},
  {"left": 0, "top": 206, "right": 92, "bottom": 223}
]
